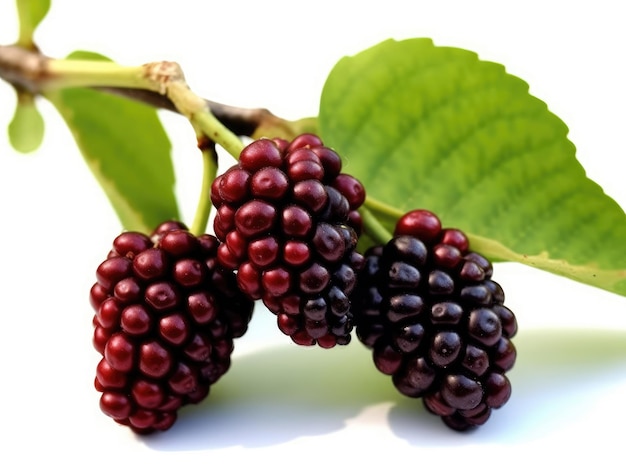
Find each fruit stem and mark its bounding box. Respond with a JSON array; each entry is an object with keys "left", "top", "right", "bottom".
[
  {"left": 190, "top": 136, "right": 218, "bottom": 237},
  {"left": 363, "top": 195, "right": 404, "bottom": 221},
  {"left": 360, "top": 204, "right": 393, "bottom": 245},
  {"left": 162, "top": 75, "right": 244, "bottom": 159}
]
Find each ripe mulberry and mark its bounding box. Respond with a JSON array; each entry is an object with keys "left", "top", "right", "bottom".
[
  {"left": 90, "top": 221, "right": 255, "bottom": 433},
  {"left": 353, "top": 209, "right": 517, "bottom": 430},
  {"left": 211, "top": 134, "right": 365, "bottom": 348}
]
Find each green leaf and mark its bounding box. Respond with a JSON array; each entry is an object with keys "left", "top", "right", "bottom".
[
  {"left": 319, "top": 38, "right": 626, "bottom": 296},
  {"left": 16, "top": 0, "right": 51, "bottom": 46},
  {"left": 8, "top": 94, "right": 44, "bottom": 153},
  {"left": 45, "top": 51, "right": 180, "bottom": 233}
]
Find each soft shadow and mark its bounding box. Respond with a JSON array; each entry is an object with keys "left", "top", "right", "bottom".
[
  {"left": 143, "top": 327, "right": 626, "bottom": 451},
  {"left": 143, "top": 341, "right": 397, "bottom": 450},
  {"left": 386, "top": 327, "right": 626, "bottom": 446}
]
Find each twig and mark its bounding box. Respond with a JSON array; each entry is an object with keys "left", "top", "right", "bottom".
[{"left": 0, "top": 43, "right": 285, "bottom": 138}]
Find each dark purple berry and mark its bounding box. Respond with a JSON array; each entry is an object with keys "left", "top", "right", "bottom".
[{"left": 353, "top": 209, "right": 517, "bottom": 431}]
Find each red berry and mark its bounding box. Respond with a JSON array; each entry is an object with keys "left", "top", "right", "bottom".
[
  {"left": 332, "top": 174, "right": 366, "bottom": 210},
  {"left": 394, "top": 209, "right": 442, "bottom": 244},
  {"left": 218, "top": 167, "right": 250, "bottom": 204},
  {"left": 250, "top": 167, "right": 290, "bottom": 200},
  {"left": 440, "top": 228, "right": 469, "bottom": 252},
  {"left": 239, "top": 138, "right": 283, "bottom": 172},
  {"left": 235, "top": 200, "right": 277, "bottom": 237},
  {"left": 96, "top": 257, "right": 132, "bottom": 290},
  {"left": 90, "top": 221, "right": 254, "bottom": 434},
  {"left": 211, "top": 135, "right": 366, "bottom": 347},
  {"left": 113, "top": 232, "right": 153, "bottom": 258}
]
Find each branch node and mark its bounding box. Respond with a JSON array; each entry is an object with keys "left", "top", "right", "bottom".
[{"left": 142, "top": 61, "right": 185, "bottom": 94}]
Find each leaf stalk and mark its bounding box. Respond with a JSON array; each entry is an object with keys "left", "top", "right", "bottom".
[{"left": 359, "top": 204, "right": 393, "bottom": 245}]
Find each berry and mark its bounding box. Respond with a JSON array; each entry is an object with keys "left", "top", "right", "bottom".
[
  {"left": 212, "top": 135, "right": 365, "bottom": 347},
  {"left": 90, "top": 221, "right": 254, "bottom": 434},
  {"left": 353, "top": 209, "right": 517, "bottom": 431}
]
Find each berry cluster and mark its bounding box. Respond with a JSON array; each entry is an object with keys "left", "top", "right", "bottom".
[
  {"left": 90, "top": 221, "right": 254, "bottom": 433},
  {"left": 210, "top": 134, "right": 365, "bottom": 348},
  {"left": 353, "top": 210, "right": 517, "bottom": 430},
  {"left": 89, "top": 134, "right": 517, "bottom": 434}
]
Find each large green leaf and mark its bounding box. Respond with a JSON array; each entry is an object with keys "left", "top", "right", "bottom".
[
  {"left": 319, "top": 38, "right": 626, "bottom": 296},
  {"left": 45, "top": 52, "right": 179, "bottom": 233}
]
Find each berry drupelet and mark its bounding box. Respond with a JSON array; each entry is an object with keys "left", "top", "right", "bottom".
[
  {"left": 211, "top": 134, "right": 365, "bottom": 348},
  {"left": 89, "top": 221, "right": 255, "bottom": 434},
  {"left": 353, "top": 209, "right": 517, "bottom": 431}
]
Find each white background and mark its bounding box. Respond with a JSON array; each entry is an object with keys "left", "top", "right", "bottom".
[{"left": 1, "top": 1, "right": 625, "bottom": 464}]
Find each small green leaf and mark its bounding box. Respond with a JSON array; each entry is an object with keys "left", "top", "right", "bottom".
[
  {"left": 16, "top": 0, "right": 51, "bottom": 46},
  {"left": 8, "top": 94, "right": 45, "bottom": 153},
  {"left": 45, "top": 51, "right": 180, "bottom": 233},
  {"left": 64, "top": 50, "right": 111, "bottom": 62},
  {"left": 319, "top": 38, "right": 626, "bottom": 296}
]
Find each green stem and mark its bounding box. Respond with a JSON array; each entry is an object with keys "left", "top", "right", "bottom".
[
  {"left": 359, "top": 204, "right": 394, "bottom": 245},
  {"left": 363, "top": 195, "right": 404, "bottom": 220},
  {"left": 42, "top": 58, "right": 245, "bottom": 158},
  {"left": 188, "top": 104, "right": 244, "bottom": 159},
  {"left": 46, "top": 60, "right": 148, "bottom": 89},
  {"left": 190, "top": 137, "right": 218, "bottom": 236}
]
